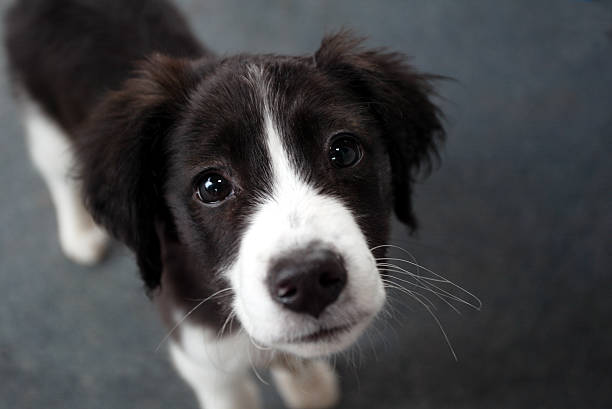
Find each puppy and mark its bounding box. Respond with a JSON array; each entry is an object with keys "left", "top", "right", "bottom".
[{"left": 5, "top": 0, "right": 444, "bottom": 408}]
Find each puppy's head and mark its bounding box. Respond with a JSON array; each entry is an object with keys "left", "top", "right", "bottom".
[{"left": 80, "top": 32, "right": 443, "bottom": 357}]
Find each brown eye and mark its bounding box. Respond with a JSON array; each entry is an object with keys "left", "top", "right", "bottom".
[
  {"left": 195, "top": 172, "right": 233, "bottom": 204},
  {"left": 329, "top": 133, "right": 363, "bottom": 168}
]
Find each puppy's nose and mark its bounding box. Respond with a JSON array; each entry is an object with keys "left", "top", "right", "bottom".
[{"left": 267, "top": 247, "right": 347, "bottom": 318}]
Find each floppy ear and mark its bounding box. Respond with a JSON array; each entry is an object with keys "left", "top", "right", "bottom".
[
  {"left": 77, "top": 54, "right": 200, "bottom": 292},
  {"left": 315, "top": 32, "right": 445, "bottom": 230}
]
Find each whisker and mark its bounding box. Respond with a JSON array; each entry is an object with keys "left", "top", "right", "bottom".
[
  {"left": 183, "top": 292, "right": 234, "bottom": 303},
  {"left": 380, "top": 269, "right": 464, "bottom": 314},
  {"left": 380, "top": 265, "right": 454, "bottom": 283},
  {"left": 250, "top": 336, "right": 272, "bottom": 351},
  {"left": 331, "top": 353, "right": 338, "bottom": 373},
  {"left": 379, "top": 264, "right": 480, "bottom": 313},
  {"left": 379, "top": 268, "right": 462, "bottom": 302},
  {"left": 384, "top": 276, "right": 462, "bottom": 315},
  {"left": 376, "top": 259, "right": 481, "bottom": 310},
  {"left": 418, "top": 298, "right": 458, "bottom": 361},
  {"left": 377, "top": 263, "right": 466, "bottom": 308},
  {"left": 365, "top": 317, "right": 390, "bottom": 360},
  {"left": 382, "top": 280, "right": 437, "bottom": 310},
  {"left": 364, "top": 327, "right": 378, "bottom": 362},
  {"left": 155, "top": 288, "right": 233, "bottom": 352},
  {"left": 373, "top": 244, "right": 482, "bottom": 310},
  {"left": 384, "top": 282, "right": 458, "bottom": 361},
  {"left": 244, "top": 330, "right": 270, "bottom": 385},
  {"left": 217, "top": 310, "right": 237, "bottom": 340},
  {"left": 383, "top": 291, "right": 416, "bottom": 315}
]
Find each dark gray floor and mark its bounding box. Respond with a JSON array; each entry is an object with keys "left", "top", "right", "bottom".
[{"left": 1, "top": 1, "right": 611, "bottom": 408}]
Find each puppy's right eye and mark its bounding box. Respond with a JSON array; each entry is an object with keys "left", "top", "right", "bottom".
[
  {"left": 195, "top": 172, "right": 234, "bottom": 204},
  {"left": 329, "top": 133, "right": 363, "bottom": 168}
]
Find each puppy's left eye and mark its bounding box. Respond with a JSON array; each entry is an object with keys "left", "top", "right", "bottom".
[
  {"left": 195, "top": 172, "right": 234, "bottom": 204},
  {"left": 329, "top": 133, "right": 363, "bottom": 168}
]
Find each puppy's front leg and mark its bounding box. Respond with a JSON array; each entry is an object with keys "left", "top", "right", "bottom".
[
  {"left": 23, "top": 101, "right": 109, "bottom": 265},
  {"left": 169, "top": 341, "right": 261, "bottom": 409},
  {"left": 271, "top": 357, "right": 340, "bottom": 409}
]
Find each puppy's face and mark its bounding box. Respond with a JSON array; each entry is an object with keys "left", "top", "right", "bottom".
[
  {"left": 164, "top": 61, "right": 392, "bottom": 356},
  {"left": 80, "top": 33, "right": 443, "bottom": 358}
]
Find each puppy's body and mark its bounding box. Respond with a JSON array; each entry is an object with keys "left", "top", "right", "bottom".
[{"left": 5, "top": 1, "right": 444, "bottom": 408}]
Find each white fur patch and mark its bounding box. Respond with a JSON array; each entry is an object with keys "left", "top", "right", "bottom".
[
  {"left": 226, "top": 66, "right": 386, "bottom": 357},
  {"left": 22, "top": 100, "right": 108, "bottom": 265},
  {"left": 271, "top": 359, "right": 340, "bottom": 409},
  {"left": 170, "top": 315, "right": 341, "bottom": 409},
  {"left": 169, "top": 319, "right": 263, "bottom": 409}
]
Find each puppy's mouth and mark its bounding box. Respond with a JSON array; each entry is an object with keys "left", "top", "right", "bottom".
[
  {"left": 248, "top": 312, "right": 375, "bottom": 357},
  {"left": 288, "top": 323, "right": 355, "bottom": 344}
]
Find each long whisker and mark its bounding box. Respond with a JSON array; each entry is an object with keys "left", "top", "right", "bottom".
[
  {"left": 378, "top": 262, "right": 457, "bottom": 296},
  {"left": 375, "top": 258, "right": 482, "bottom": 311},
  {"left": 249, "top": 336, "right": 272, "bottom": 351},
  {"left": 155, "top": 288, "right": 233, "bottom": 352},
  {"left": 381, "top": 279, "right": 437, "bottom": 310},
  {"left": 382, "top": 274, "right": 443, "bottom": 312},
  {"left": 244, "top": 330, "right": 270, "bottom": 385},
  {"left": 418, "top": 297, "right": 458, "bottom": 361},
  {"left": 378, "top": 262, "right": 481, "bottom": 311},
  {"left": 382, "top": 281, "right": 458, "bottom": 361},
  {"left": 379, "top": 267, "right": 465, "bottom": 305},
  {"left": 380, "top": 267, "right": 468, "bottom": 313},
  {"left": 381, "top": 272, "right": 462, "bottom": 314},
  {"left": 371, "top": 243, "right": 479, "bottom": 361},
  {"left": 217, "top": 310, "right": 237, "bottom": 340},
  {"left": 384, "top": 291, "right": 416, "bottom": 315},
  {"left": 383, "top": 280, "right": 438, "bottom": 310},
  {"left": 372, "top": 243, "right": 482, "bottom": 311}
]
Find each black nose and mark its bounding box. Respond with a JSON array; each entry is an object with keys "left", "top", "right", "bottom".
[{"left": 267, "top": 247, "right": 347, "bottom": 318}]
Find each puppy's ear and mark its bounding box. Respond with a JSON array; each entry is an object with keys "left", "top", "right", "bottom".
[
  {"left": 78, "top": 54, "right": 200, "bottom": 292},
  {"left": 315, "top": 32, "right": 445, "bottom": 230}
]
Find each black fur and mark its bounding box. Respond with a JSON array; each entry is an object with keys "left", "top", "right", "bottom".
[
  {"left": 315, "top": 32, "right": 445, "bottom": 229},
  {"left": 4, "top": 0, "right": 204, "bottom": 131},
  {"left": 4, "top": 0, "right": 444, "bottom": 329}
]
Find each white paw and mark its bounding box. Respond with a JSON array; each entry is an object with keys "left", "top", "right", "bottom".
[
  {"left": 59, "top": 223, "right": 109, "bottom": 265},
  {"left": 199, "top": 378, "right": 261, "bottom": 409},
  {"left": 272, "top": 359, "right": 340, "bottom": 409}
]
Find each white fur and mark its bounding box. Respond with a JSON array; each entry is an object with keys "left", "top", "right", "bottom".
[
  {"left": 271, "top": 359, "right": 340, "bottom": 409},
  {"left": 169, "top": 321, "right": 262, "bottom": 409},
  {"left": 170, "top": 317, "right": 340, "bottom": 409},
  {"left": 227, "top": 67, "right": 386, "bottom": 357},
  {"left": 22, "top": 100, "right": 108, "bottom": 265}
]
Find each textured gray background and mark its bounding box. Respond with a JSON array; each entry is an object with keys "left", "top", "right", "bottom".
[{"left": 1, "top": 1, "right": 611, "bottom": 408}]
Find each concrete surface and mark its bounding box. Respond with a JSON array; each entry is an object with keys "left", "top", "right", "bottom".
[{"left": 1, "top": 1, "right": 611, "bottom": 408}]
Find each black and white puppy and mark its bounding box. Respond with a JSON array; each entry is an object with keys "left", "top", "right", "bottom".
[{"left": 5, "top": 0, "right": 444, "bottom": 408}]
